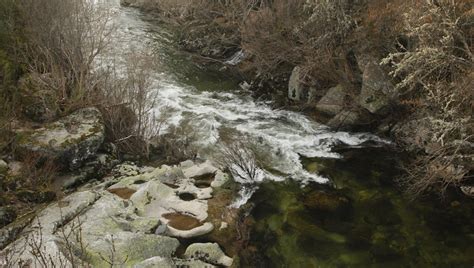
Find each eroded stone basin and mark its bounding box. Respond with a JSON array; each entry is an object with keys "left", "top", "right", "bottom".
[
  {"left": 107, "top": 187, "right": 136, "bottom": 199},
  {"left": 178, "top": 192, "right": 197, "bottom": 201},
  {"left": 163, "top": 213, "right": 203, "bottom": 230}
]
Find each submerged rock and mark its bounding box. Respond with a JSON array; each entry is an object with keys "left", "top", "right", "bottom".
[
  {"left": 302, "top": 190, "right": 351, "bottom": 214},
  {"left": 16, "top": 107, "right": 105, "bottom": 170}
]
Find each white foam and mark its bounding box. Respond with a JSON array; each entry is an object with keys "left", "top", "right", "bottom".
[
  {"left": 229, "top": 186, "right": 258, "bottom": 208},
  {"left": 97, "top": 1, "right": 390, "bottom": 207}
]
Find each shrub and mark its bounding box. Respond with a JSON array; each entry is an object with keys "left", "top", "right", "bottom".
[
  {"left": 359, "top": 0, "right": 418, "bottom": 57},
  {"left": 215, "top": 138, "right": 263, "bottom": 183},
  {"left": 99, "top": 51, "right": 160, "bottom": 158},
  {"left": 240, "top": 0, "right": 356, "bottom": 88},
  {"left": 150, "top": 116, "right": 198, "bottom": 165},
  {"left": 18, "top": 0, "right": 114, "bottom": 115},
  {"left": 0, "top": 0, "right": 23, "bottom": 153},
  {"left": 383, "top": 0, "right": 473, "bottom": 197}
]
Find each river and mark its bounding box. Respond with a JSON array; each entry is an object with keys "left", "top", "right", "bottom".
[{"left": 97, "top": 1, "right": 474, "bottom": 267}]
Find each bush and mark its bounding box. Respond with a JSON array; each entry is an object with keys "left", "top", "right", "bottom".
[
  {"left": 99, "top": 51, "right": 161, "bottom": 158},
  {"left": 383, "top": 0, "right": 473, "bottom": 197},
  {"left": 18, "top": 0, "right": 114, "bottom": 115},
  {"left": 150, "top": 117, "right": 198, "bottom": 165},
  {"left": 241, "top": 0, "right": 355, "bottom": 83}
]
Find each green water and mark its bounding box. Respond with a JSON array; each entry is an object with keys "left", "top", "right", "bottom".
[
  {"left": 122, "top": 8, "right": 474, "bottom": 267},
  {"left": 246, "top": 147, "right": 474, "bottom": 267}
]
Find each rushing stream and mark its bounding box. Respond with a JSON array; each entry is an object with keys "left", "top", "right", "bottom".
[{"left": 98, "top": 1, "right": 474, "bottom": 267}]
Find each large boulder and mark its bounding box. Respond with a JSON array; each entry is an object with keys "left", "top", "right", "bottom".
[
  {"left": 358, "top": 61, "right": 397, "bottom": 115},
  {"left": 288, "top": 66, "right": 305, "bottom": 101},
  {"left": 391, "top": 117, "right": 434, "bottom": 152},
  {"left": 134, "top": 257, "right": 215, "bottom": 268},
  {"left": 16, "top": 108, "right": 105, "bottom": 170},
  {"left": 316, "top": 84, "right": 350, "bottom": 115}
]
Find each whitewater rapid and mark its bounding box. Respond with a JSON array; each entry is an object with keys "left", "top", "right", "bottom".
[{"left": 97, "top": 1, "right": 388, "bottom": 207}]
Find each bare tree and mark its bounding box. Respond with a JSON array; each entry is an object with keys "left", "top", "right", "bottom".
[
  {"left": 19, "top": 0, "right": 115, "bottom": 113},
  {"left": 1, "top": 215, "right": 91, "bottom": 268},
  {"left": 215, "top": 138, "right": 263, "bottom": 183},
  {"left": 99, "top": 51, "right": 161, "bottom": 157},
  {"left": 383, "top": 0, "right": 473, "bottom": 197}
]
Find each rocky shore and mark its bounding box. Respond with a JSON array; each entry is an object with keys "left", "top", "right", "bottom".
[
  {"left": 1, "top": 159, "right": 239, "bottom": 267},
  {"left": 116, "top": 0, "right": 473, "bottom": 199},
  {"left": 0, "top": 106, "right": 245, "bottom": 267}
]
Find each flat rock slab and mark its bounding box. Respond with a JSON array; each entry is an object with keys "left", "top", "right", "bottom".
[{"left": 1, "top": 161, "right": 233, "bottom": 267}]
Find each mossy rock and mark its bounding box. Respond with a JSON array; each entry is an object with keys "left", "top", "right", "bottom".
[
  {"left": 360, "top": 197, "right": 402, "bottom": 226},
  {"left": 15, "top": 107, "right": 105, "bottom": 170}
]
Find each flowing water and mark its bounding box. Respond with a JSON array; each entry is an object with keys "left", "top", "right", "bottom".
[{"left": 98, "top": 1, "right": 474, "bottom": 267}]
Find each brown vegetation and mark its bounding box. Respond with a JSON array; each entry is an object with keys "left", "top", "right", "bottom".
[
  {"left": 130, "top": 0, "right": 473, "bottom": 198},
  {"left": 0, "top": 0, "right": 171, "bottom": 218},
  {"left": 18, "top": 0, "right": 114, "bottom": 115},
  {"left": 383, "top": 0, "right": 473, "bottom": 197},
  {"left": 99, "top": 51, "right": 161, "bottom": 157}
]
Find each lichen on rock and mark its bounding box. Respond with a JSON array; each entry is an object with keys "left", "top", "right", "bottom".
[
  {"left": 15, "top": 107, "right": 105, "bottom": 170},
  {"left": 0, "top": 160, "right": 236, "bottom": 267}
]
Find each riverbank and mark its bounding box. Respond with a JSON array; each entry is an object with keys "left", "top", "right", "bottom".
[
  {"left": 120, "top": 0, "right": 473, "bottom": 200},
  {"left": 0, "top": 0, "right": 473, "bottom": 267}
]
